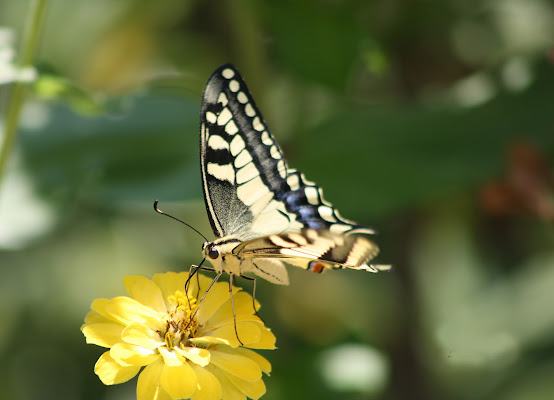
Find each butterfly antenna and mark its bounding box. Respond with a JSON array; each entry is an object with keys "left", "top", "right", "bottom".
[{"left": 154, "top": 200, "right": 208, "bottom": 241}]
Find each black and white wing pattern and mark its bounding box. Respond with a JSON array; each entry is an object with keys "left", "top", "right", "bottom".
[{"left": 200, "top": 64, "right": 388, "bottom": 285}]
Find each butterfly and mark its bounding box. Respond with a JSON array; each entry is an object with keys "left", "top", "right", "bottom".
[{"left": 199, "top": 64, "right": 389, "bottom": 285}]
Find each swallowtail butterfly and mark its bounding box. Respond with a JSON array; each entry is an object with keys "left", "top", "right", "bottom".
[{"left": 200, "top": 64, "right": 389, "bottom": 285}]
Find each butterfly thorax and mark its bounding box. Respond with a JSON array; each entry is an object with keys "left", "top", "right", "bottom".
[
  {"left": 202, "top": 235, "right": 292, "bottom": 284},
  {"left": 202, "top": 237, "right": 244, "bottom": 275}
]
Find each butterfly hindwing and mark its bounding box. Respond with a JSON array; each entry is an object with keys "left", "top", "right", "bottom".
[{"left": 236, "top": 228, "right": 382, "bottom": 272}]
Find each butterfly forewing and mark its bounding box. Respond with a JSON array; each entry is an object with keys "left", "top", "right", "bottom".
[
  {"left": 201, "top": 65, "right": 372, "bottom": 237},
  {"left": 200, "top": 64, "right": 387, "bottom": 282}
]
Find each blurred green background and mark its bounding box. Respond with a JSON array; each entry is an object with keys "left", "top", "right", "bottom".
[{"left": 1, "top": 0, "right": 553, "bottom": 399}]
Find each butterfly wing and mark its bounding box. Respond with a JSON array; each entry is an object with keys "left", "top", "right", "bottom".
[
  {"left": 235, "top": 228, "right": 389, "bottom": 274},
  {"left": 200, "top": 64, "right": 376, "bottom": 245}
]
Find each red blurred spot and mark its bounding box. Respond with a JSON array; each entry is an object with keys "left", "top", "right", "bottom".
[
  {"left": 547, "top": 46, "right": 554, "bottom": 66},
  {"left": 480, "top": 142, "right": 554, "bottom": 222}
]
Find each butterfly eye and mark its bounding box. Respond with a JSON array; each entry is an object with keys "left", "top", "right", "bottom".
[{"left": 208, "top": 247, "right": 219, "bottom": 259}]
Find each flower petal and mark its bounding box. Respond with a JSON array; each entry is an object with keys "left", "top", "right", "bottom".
[
  {"left": 210, "top": 314, "right": 262, "bottom": 329},
  {"left": 124, "top": 275, "right": 167, "bottom": 313},
  {"left": 189, "top": 336, "right": 232, "bottom": 347},
  {"left": 95, "top": 351, "right": 140, "bottom": 385},
  {"left": 191, "top": 365, "right": 221, "bottom": 400},
  {"left": 226, "top": 372, "right": 266, "bottom": 399},
  {"left": 110, "top": 343, "right": 159, "bottom": 367},
  {"left": 215, "top": 347, "right": 271, "bottom": 374},
  {"left": 207, "top": 292, "right": 262, "bottom": 327},
  {"left": 84, "top": 309, "right": 113, "bottom": 325},
  {"left": 174, "top": 347, "right": 211, "bottom": 367},
  {"left": 82, "top": 323, "right": 124, "bottom": 348},
  {"left": 137, "top": 360, "right": 170, "bottom": 400},
  {"left": 243, "top": 325, "right": 276, "bottom": 350},
  {"left": 196, "top": 274, "right": 219, "bottom": 294},
  {"left": 209, "top": 366, "right": 246, "bottom": 400},
  {"left": 91, "top": 298, "right": 117, "bottom": 322},
  {"left": 152, "top": 272, "right": 196, "bottom": 309},
  {"left": 209, "top": 349, "right": 261, "bottom": 382},
  {"left": 196, "top": 281, "right": 241, "bottom": 325},
  {"left": 160, "top": 362, "right": 197, "bottom": 399},
  {"left": 204, "top": 322, "right": 261, "bottom": 348},
  {"left": 158, "top": 346, "right": 184, "bottom": 367},
  {"left": 122, "top": 322, "right": 164, "bottom": 350},
  {"left": 105, "top": 297, "right": 162, "bottom": 330}
]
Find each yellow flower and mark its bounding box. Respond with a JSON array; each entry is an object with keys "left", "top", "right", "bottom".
[{"left": 82, "top": 272, "right": 275, "bottom": 400}]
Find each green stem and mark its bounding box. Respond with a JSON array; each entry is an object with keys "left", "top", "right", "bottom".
[{"left": 0, "top": 0, "right": 49, "bottom": 189}]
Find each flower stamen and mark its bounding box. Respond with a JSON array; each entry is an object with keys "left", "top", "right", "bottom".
[
  {"left": 164, "top": 331, "right": 175, "bottom": 350},
  {"left": 161, "top": 289, "right": 201, "bottom": 349}
]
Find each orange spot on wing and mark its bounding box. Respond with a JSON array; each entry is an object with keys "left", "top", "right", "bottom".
[{"left": 308, "top": 262, "right": 327, "bottom": 274}]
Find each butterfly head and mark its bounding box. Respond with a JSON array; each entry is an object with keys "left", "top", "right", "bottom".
[{"left": 202, "top": 241, "right": 220, "bottom": 260}]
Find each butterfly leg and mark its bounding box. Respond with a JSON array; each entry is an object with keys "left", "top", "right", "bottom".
[
  {"left": 238, "top": 274, "right": 263, "bottom": 322},
  {"left": 185, "top": 269, "right": 222, "bottom": 333},
  {"left": 185, "top": 261, "right": 207, "bottom": 308},
  {"left": 184, "top": 264, "right": 200, "bottom": 310},
  {"left": 197, "top": 269, "right": 222, "bottom": 306},
  {"left": 228, "top": 274, "right": 244, "bottom": 346},
  {"left": 184, "top": 264, "right": 199, "bottom": 305}
]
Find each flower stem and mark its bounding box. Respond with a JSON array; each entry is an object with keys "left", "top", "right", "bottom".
[{"left": 0, "top": 0, "right": 49, "bottom": 190}]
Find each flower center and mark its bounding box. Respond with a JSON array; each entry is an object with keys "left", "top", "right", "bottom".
[{"left": 162, "top": 290, "right": 200, "bottom": 349}]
